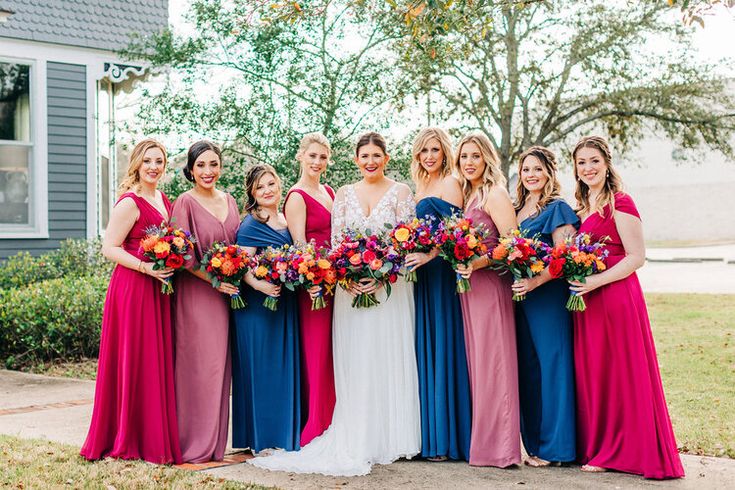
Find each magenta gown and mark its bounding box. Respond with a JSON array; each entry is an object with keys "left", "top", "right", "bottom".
[
  {"left": 81, "top": 192, "right": 181, "bottom": 464},
  {"left": 574, "top": 193, "right": 684, "bottom": 479},
  {"left": 171, "top": 192, "right": 240, "bottom": 462},
  {"left": 458, "top": 200, "right": 521, "bottom": 467},
  {"left": 283, "top": 186, "right": 336, "bottom": 446}
]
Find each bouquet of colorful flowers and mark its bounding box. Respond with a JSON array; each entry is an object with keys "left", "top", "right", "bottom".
[
  {"left": 288, "top": 241, "right": 337, "bottom": 310},
  {"left": 199, "top": 242, "right": 251, "bottom": 309},
  {"left": 329, "top": 229, "right": 402, "bottom": 308},
  {"left": 389, "top": 216, "right": 437, "bottom": 282},
  {"left": 140, "top": 222, "right": 195, "bottom": 294},
  {"left": 544, "top": 233, "right": 609, "bottom": 311},
  {"left": 489, "top": 229, "right": 551, "bottom": 301},
  {"left": 434, "top": 215, "right": 488, "bottom": 293},
  {"left": 251, "top": 244, "right": 299, "bottom": 311}
]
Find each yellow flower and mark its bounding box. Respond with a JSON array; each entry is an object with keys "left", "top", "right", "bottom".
[
  {"left": 211, "top": 256, "right": 222, "bottom": 268},
  {"left": 394, "top": 227, "right": 411, "bottom": 242},
  {"left": 530, "top": 261, "right": 545, "bottom": 273},
  {"left": 596, "top": 259, "right": 606, "bottom": 271},
  {"left": 317, "top": 259, "right": 331, "bottom": 270},
  {"left": 255, "top": 265, "right": 268, "bottom": 277},
  {"left": 466, "top": 235, "right": 478, "bottom": 249},
  {"left": 153, "top": 241, "right": 171, "bottom": 255},
  {"left": 173, "top": 236, "right": 185, "bottom": 248}
]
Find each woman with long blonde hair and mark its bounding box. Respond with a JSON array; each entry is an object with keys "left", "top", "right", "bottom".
[
  {"left": 81, "top": 139, "right": 181, "bottom": 464},
  {"left": 512, "top": 146, "right": 578, "bottom": 467},
  {"left": 453, "top": 132, "right": 521, "bottom": 467},
  {"left": 570, "top": 136, "right": 683, "bottom": 479},
  {"left": 407, "top": 127, "right": 472, "bottom": 462}
]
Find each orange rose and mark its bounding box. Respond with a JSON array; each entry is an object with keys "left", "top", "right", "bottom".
[
  {"left": 141, "top": 235, "right": 158, "bottom": 252},
  {"left": 349, "top": 253, "right": 362, "bottom": 266}
]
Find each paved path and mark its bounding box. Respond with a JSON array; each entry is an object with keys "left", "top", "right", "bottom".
[
  {"left": 2, "top": 370, "right": 735, "bottom": 489},
  {"left": 637, "top": 245, "right": 735, "bottom": 294}
]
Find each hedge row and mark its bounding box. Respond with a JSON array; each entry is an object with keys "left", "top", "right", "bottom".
[{"left": 0, "top": 274, "right": 108, "bottom": 369}]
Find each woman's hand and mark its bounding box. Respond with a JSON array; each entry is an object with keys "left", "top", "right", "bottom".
[
  {"left": 142, "top": 263, "right": 174, "bottom": 284},
  {"left": 568, "top": 275, "right": 604, "bottom": 296},
  {"left": 404, "top": 249, "right": 438, "bottom": 272},
  {"left": 347, "top": 278, "right": 381, "bottom": 296},
  {"left": 307, "top": 285, "right": 322, "bottom": 299},
  {"left": 217, "top": 282, "right": 240, "bottom": 296},
  {"left": 256, "top": 281, "right": 281, "bottom": 297},
  {"left": 512, "top": 277, "right": 539, "bottom": 297},
  {"left": 455, "top": 263, "right": 473, "bottom": 280}
]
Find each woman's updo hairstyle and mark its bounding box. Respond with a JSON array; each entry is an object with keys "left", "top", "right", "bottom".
[
  {"left": 183, "top": 140, "right": 222, "bottom": 183},
  {"left": 355, "top": 131, "right": 387, "bottom": 156}
]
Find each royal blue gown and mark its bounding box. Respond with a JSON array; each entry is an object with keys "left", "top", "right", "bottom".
[
  {"left": 516, "top": 198, "right": 579, "bottom": 462},
  {"left": 231, "top": 215, "right": 301, "bottom": 452},
  {"left": 414, "top": 197, "right": 472, "bottom": 460}
]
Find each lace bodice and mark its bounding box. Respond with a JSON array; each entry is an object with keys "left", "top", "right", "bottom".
[{"left": 331, "top": 182, "right": 416, "bottom": 246}]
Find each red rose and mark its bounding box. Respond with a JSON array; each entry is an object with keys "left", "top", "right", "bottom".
[
  {"left": 166, "top": 254, "right": 184, "bottom": 269},
  {"left": 548, "top": 258, "right": 566, "bottom": 278},
  {"left": 454, "top": 243, "right": 470, "bottom": 261},
  {"left": 389, "top": 273, "right": 397, "bottom": 283},
  {"left": 362, "top": 250, "right": 377, "bottom": 264},
  {"left": 226, "top": 245, "right": 237, "bottom": 255}
]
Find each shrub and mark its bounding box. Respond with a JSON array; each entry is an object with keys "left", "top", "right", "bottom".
[
  {"left": 0, "top": 252, "right": 60, "bottom": 290},
  {"left": 0, "top": 275, "right": 108, "bottom": 369}
]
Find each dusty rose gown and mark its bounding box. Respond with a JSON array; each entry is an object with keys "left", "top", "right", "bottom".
[
  {"left": 283, "top": 186, "right": 336, "bottom": 446},
  {"left": 81, "top": 192, "right": 181, "bottom": 464},
  {"left": 574, "top": 192, "right": 684, "bottom": 479},
  {"left": 458, "top": 199, "right": 521, "bottom": 467},
  {"left": 171, "top": 192, "right": 240, "bottom": 463}
]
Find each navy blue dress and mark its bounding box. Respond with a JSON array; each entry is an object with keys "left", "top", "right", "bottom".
[
  {"left": 414, "top": 197, "right": 472, "bottom": 460},
  {"left": 231, "top": 215, "right": 301, "bottom": 452},
  {"left": 516, "top": 198, "right": 579, "bottom": 462}
]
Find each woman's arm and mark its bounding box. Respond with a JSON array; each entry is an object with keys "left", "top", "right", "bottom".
[{"left": 284, "top": 191, "right": 308, "bottom": 245}]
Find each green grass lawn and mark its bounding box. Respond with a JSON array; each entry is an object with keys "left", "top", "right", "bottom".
[
  {"left": 0, "top": 435, "right": 270, "bottom": 489},
  {"left": 13, "top": 293, "right": 735, "bottom": 461}
]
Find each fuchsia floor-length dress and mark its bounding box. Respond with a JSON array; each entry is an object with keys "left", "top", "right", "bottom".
[
  {"left": 574, "top": 192, "right": 684, "bottom": 479},
  {"left": 81, "top": 192, "right": 181, "bottom": 464},
  {"left": 171, "top": 192, "right": 240, "bottom": 463},
  {"left": 458, "top": 199, "right": 521, "bottom": 467},
  {"left": 284, "top": 187, "right": 336, "bottom": 446}
]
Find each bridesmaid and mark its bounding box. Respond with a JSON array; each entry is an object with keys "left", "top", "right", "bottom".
[
  {"left": 454, "top": 132, "right": 520, "bottom": 467},
  {"left": 231, "top": 164, "right": 300, "bottom": 453},
  {"left": 511, "top": 146, "right": 578, "bottom": 467},
  {"left": 283, "top": 133, "right": 336, "bottom": 446},
  {"left": 80, "top": 139, "right": 181, "bottom": 464},
  {"left": 406, "top": 127, "right": 471, "bottom": 462},
  {"left": 171, "top": 141, "right": 240, "bottom": 463},
  {"left": 570, "top": 136, "right": 684, "bottom": 479}
]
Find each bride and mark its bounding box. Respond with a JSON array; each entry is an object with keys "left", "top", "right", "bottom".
[{"left": 249, "top": 131, "right": 421, "bottom": 476}]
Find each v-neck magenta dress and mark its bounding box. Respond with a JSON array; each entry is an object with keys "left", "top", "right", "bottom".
[
  {"left": 171, "top": 192, "right": 240, "bottom": 463},
  {"left": 574, "top": 193, "right": 683, "bottom": 479},
  {"left": 81, "top": 192, "right": 181, "bottom": 464},
  {"left": 283, "top": 187, "right": 336, "bottom": 446}
]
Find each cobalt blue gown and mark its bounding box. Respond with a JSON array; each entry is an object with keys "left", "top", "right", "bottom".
[
  {"left": 414, "top": 197, "right": 472, "bottom": 460},
  {"left": 231, "top": 215, "right": 301, "bottom": 452},
  {"left": 516, "top": 198, "right": 579, "bottom": 462}
]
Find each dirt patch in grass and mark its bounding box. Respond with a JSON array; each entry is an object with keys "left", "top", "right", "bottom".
[{"left": 23, "top": 359, "right": 98, "bottom": 380}]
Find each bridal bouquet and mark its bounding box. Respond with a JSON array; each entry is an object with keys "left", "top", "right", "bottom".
[
  {"left": 544, "top": 233, "right": 609, "bottom": 311},
  {"left": 329, "top": 229, "right": 402, "bottom": 308},
  {"left": 288, "top": 241, "right": 337, "bottom": 310},
  {"left": 251, "top": 244, "right": 299, "bottom": 311},
  {"left": 199, "top": 242, "right": 251, "bottom": 309},
  {"left": 489, "top": 229, "right": 551, "bottom": 301},
  {"left": 139, "top": 222, "right": 195, "bottom": 294},
  {"left": 389, "top": 216, "right": 437, "bottom": 282},
  {"left": 434, "top": 215, "right": 488, "bottom": 293}
]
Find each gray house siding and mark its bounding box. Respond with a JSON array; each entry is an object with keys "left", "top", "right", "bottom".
[{"left": 0, "top": 61, "right": 86, "bottom": 260}]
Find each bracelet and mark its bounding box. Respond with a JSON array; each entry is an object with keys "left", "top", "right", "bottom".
[{"left": 138, "top": 260, "right": 144, "bottom": 274}]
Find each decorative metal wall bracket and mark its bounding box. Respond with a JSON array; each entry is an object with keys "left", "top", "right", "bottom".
[{"left": 102, "top": 62, "right": 146, "bottom": 83}]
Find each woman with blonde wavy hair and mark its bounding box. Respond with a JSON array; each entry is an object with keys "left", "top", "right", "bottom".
[
  {"left": 512, "top": 146, "right": 579, "bottom": 468},
  {"left": 407, "top": 127, "right": 471, "bottom": 462},
  {"left": 453, "top": 131, "right": 520, "bottom": 467},
  {"left": 570, "top": 136, "right": 683, "bottom": 479},
  {"left": 81, "top": 139, "right": 182, "bottom": 464}
]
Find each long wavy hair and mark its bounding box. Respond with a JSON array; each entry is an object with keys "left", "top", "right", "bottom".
[
  {"left": 455, "top": 132, "right": 506, "bottom": 210},
  {"left": 118, "top": 139, "right": 167, "bottom": 196},
  {"left": 514, "top": 146, "right": 563, "bottom": 214},
  {"left": 243, "top": 164, "right": 282, "bottom": 223},
  {"left": 411, "top": 127, "right": 454, "bottom": 184},
  {"left": 572, "top": 136, "right": 623, "bottom": 217}
]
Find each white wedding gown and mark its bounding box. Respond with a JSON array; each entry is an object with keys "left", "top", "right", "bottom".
[{"left": 249, "top": 182, "right": 421, "bottom": 476}]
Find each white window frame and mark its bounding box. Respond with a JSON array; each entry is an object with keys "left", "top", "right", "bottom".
[{"left": 0, "top": 55, "right": 48, "bottom": 238}]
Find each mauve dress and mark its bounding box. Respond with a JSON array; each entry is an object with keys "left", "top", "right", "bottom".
[
  {"left": 171, "top": 192, "right": 240, "bottom": 463},
  {"left": 458, "top": 199, "right": 521, "bottom": 467},
  {"left": 283, "top": 187, "right": 337, "bottom": 446},
  {"left": 574, "top": 193, "right": 684, "bottom": 479},
  {"left": 81, "top": 192, "right": 181, "bottom": 464}
]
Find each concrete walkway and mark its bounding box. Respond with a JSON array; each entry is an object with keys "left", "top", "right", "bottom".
[
  {"left": 638, "top": 245, "right": 735, "bottom": 294},
  {"left": 2, "top": 370, "right": 735, "bottom": 489}
]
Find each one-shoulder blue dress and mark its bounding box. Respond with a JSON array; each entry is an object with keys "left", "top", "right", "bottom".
[
  {"left": 516, "top": 198, "right": 579, "bottom": 462},
  {"left": 231, "top": 215, "right": 301, "bottom": 452},
  {"left": 414, "top": 197, "right": 472, "bottom": 460}
]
